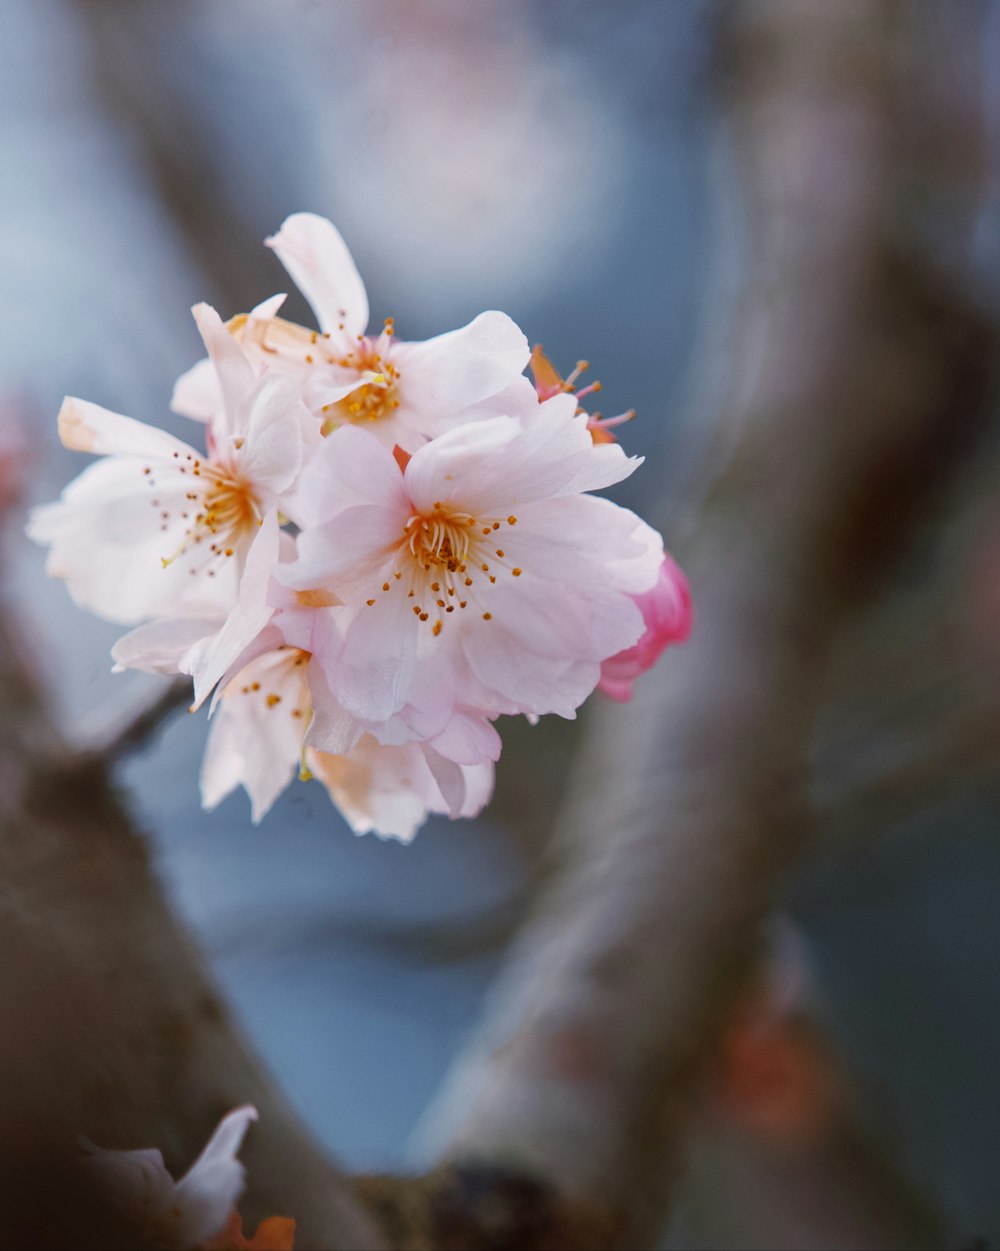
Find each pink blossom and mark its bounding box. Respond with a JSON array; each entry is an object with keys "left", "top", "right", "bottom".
[
  {"left": 285, "top": 392, "right": 664, "bottom": 729},
  {"left": 597, "top": 554, "right": 691, "bottom": 702}
]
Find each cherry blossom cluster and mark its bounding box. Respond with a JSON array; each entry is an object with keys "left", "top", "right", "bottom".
[{"left": 30, "top": 214, "right": 690, "bottom": 839}]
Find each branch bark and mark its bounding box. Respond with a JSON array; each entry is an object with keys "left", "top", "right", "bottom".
[{"left": 415, "top": 3, "right": 998, "bottom": 1244}]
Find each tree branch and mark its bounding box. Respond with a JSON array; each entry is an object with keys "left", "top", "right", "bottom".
[{"left": 415, "top": 3, "right": 998, "bottom": 1244}]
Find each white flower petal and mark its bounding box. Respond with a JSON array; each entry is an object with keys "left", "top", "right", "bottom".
[
  {"left": 266, "top": 212, "right": 369, "bottom": 337},
  {"left": 455, "top": 758, "right": 495, "bottom": 818},
  {"left": 185, "top": 511, "right": 281, "bottom": 708},
  {"left": 503, "top": 495, "right": 664, "bottom": 595},
  {"left": 291, "top": 507, "right": 403, "bottom": 601},
  {"left": 403, "top": 415, "right": 523, "bottom": 513},
  {"left": 335, "top": 591, "right": 420, "bottom": 722},
  {"left": 192, "top": 303, "right": 256, "bottom": 443},
  {"left": 250, "top": 292, "right": 288, "bottom": 320},
  {"left": 201, "top": 652, "right": 309, "bottom": 821},
  {"left": 170, "top": 357, "right": 219, "bottom": 423},
  {"left": 404, "top": 410, "right": 611, "bottom": 516},
  {"left": 231, "top": 373, "right": 307, "bottom": 500},
  {"left": 57, "top": 397, "right": 195, "bottom": 460},
  {"left": 28, "top": 458, "right": 239, "bottom": 625},
  {"left": 304, "top": 656, "right": 365, "bottom": 757},
  {"left": 391, "top": 310, "right": 530, "bottom": 428},
  {"left": 310, "top": 742, "right": 429, "bottom": 842},
  {"left": 428, "top": 709, "right": 501, "bottom": 765},
  {"left": 460, "top": 622, "right": 599, "bottom": 718},
  {"left": 200, "top": 704, "right": 247, "bottom": 813},
  {"left": 171, "top": 297, "right": 289, "bottom": 423},
  {"left": 173, "top": 1105, "right": 257, "bottom": 1246},
  {"left": 111, "top": 618, "right": 219, "bottom": 675},
  {"left": 309, "top": 736, "right": 494, "bottom": 841},
  {"left": 294, "top": 424, "right": 408, "bottom": 527}
]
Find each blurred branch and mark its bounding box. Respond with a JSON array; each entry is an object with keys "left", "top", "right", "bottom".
[
  {"left": 79, "top": 677, "right": 193, "bottom": 767},
  {"left": 814, "top": 445, "right": 1000, "bottom": 847},
  {"left": 74, "top": 0, "right": 278, "bottom": 317},
  {"left": 415, "top": 1, "right": 998, "bottom": 1245}
]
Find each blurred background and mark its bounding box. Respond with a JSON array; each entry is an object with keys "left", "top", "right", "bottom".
[{"left": 4, "top": 2, "right": 1000, "bottom": 1247}]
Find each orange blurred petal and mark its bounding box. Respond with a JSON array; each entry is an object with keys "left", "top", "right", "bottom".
[{"left": 203, "top": 1210, "right": 296, "bottom": 1250}]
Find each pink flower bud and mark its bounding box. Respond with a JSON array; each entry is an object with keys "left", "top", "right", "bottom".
[{"left": 598, "top": 554, "right": 691, "bottom": 702}]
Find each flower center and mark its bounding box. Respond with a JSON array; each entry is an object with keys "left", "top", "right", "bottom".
[
  {"left": 151, "top": 451, "right": 259, "bottom": 574},
  {"left": 321, "top": 322, "right": 402, "bottom": 432},
  {"left": 404, "top": 509, "right": 476, "bottom": 571},
  {"left": 362, "top": 505, "right": 523, "bottom": 636},
  {"left": 200, "top": 475, "right": 258, "bottom": 541}
]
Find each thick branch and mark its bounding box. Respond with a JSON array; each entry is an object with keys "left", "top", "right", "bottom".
[{"left": 416, "top": 2, "right": 997, "bottom": 1243}]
